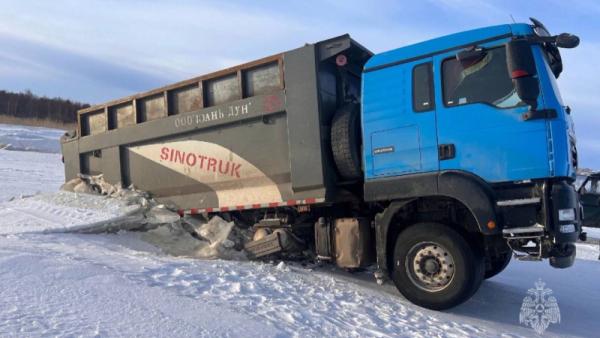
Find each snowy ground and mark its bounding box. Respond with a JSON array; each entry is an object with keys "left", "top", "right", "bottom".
[{"left": 1, "top": 125, "right": 600, "bottom": 337}]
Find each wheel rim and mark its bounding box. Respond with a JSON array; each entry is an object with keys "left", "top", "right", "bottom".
[{"left": 404, "top": 242, "right": 455, "bottom": 292}]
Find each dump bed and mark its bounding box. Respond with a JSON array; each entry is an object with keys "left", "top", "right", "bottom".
[{"left": 61, "top": 35, "right": 372, "bottom": 212}]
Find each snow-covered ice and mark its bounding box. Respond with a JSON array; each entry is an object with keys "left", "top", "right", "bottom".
[
  {"left": 0, "top": 191, "right": 142, "bottom": 234},
  {"left": 0, "top": 124, "right": 64, "bottom": 201},
  {"left": 0, "top": 150, "right": 64, "bottom": 202},
  {"left": 1, "top": 124, "right": 600, "bottom": 337},
  {"left": 0, "top": 123, "right": 64, "bottom": 153}
]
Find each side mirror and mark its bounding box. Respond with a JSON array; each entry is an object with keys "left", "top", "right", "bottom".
[
  {"left": 506, "top": 39, "right": 539, "bottom": 110},
  {"left": 555, "top": 33, "right": 580, "bottom": 49}
]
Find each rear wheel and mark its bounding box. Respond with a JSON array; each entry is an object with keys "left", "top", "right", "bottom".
[{"left": 390, "top": 223, "right": 484, "bottom": 310}]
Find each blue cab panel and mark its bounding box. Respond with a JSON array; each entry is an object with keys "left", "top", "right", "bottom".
[{"left": 362, "top": 23, "right": 575, "bottom": 184}]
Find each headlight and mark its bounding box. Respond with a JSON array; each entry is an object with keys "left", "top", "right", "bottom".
[{"left": 558, "top": 208, "right": 576, "bottom": 221}]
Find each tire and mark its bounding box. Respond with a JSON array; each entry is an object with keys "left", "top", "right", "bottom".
[
  {"left": 390, "top": 223, "right": 485, "bottom": 310},
  {"left": 331, "top": 104, "right": 361, "bottom": 180},
  {"left": 484, "top": 251, "right": 512, "bottom": 279}
]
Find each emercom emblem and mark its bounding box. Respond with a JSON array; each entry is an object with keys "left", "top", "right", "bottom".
[{"left": 519, "top": 279, "right": 561, "bottom": 334}]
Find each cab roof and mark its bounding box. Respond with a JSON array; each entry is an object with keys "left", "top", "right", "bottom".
[{"left": 364, "top": 23, "right": 533, "bottom": 72}]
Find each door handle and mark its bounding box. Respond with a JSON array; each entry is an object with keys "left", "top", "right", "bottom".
[{"left": 438, "top": 144, "right": 456, "bottom": 160}]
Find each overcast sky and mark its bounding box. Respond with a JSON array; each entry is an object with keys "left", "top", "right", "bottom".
[{"left": 0, "top": 0, "right": 598, "bottom": 169}]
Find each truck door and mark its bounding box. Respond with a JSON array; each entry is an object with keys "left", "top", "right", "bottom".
[
  {"left": 433, "top": 45, "right": 549, "bottom": 182},
  {"left": 362, "top": 58, "right": 438, "bottom": 178}
]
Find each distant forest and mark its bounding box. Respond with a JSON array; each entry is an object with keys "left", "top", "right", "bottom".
[{"left": 0, "top": 89, "right": 89, "bottom": 124}]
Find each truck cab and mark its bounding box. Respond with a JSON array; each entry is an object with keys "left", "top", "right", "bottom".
[{"left": 361, "top": 19, "right": 583, "bottom": 308}]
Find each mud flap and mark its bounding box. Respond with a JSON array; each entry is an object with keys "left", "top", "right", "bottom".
[{"left": 374, "top": 199, "right": 416, "bottom": 283}]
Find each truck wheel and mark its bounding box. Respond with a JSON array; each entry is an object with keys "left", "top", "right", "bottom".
[
  {"left": 484, "top": 251, "right": 511, "bottom": 279},
  {"left": 391, "top": 223, "right": 484, "bottom": 310},
  {"left": 331, "top": 104, "right": 361, "bottom": 180}
]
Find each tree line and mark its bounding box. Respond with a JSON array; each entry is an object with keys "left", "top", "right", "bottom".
[{"left": 0, "top": 89, "right": 89, "bottom": 124}]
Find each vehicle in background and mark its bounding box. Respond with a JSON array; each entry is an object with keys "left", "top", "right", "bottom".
[
  {"left": 576, "top": 172, "right": 600, "bottom": 228},
  {"left": 61, "top": 18, "right": 583, "bottom": 310}
]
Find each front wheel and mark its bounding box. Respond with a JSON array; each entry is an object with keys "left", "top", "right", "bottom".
[
  {"left": 484, "top": 251, "right": 512, "bottom": 279},
  {"left": 390, "top": 223, "right": 484, "bottom": 310}
]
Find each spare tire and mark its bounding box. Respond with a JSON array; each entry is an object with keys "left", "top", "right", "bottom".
[{"left": 331, "top": 104, "right": 362, "bottom": 180}]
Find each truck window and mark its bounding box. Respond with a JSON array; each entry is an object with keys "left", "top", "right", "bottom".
[
  {"left": 412, "top": 62, "right": 434, "bottom": 112},
  {"left": 442, "top": 47, "right": 521, "bottom": 108}
]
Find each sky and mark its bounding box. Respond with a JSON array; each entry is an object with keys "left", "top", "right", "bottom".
[{"left": 0, "top": 0, "right": 598, "bottom": 168}]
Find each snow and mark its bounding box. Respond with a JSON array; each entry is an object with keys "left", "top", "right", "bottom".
[
  {"left": 0, "top": 233, "right": 280, "bottom": 337},
  {"left": 1, "top": 123, "right": 600, "bottom": 337},
  {"left": 0, "top": 150, "right": 64, "bottom": 202},
  {"left": 0, "top": 123, "right": 64, "bottom": 153},
  {"left": 583, "top": 226, "right": 600, "bottom": 240},
  {"left": 0, "top": 191, "right": 141, "bottom": 234}
]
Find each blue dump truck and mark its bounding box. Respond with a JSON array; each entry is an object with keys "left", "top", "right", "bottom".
[{"left": 61, "top": 18, "right": 583, "bottom": 309}]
